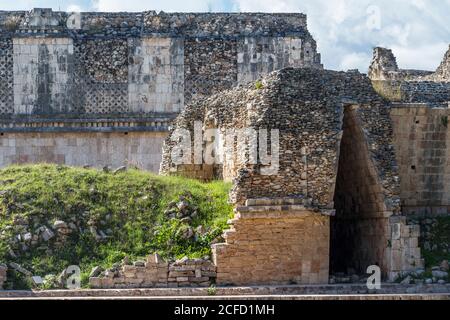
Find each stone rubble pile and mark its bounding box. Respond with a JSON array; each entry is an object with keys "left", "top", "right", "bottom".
[
  {"left": 168, "top": 256, "right": 216, "bottom": 288},
  {"left": 1, "top": 213, "right": 111, "bottom": 260},
  {"left": 89, "top": 253, "right": 216, "bottom": 289},
  {"left": 397, "top": 260, "right": 449, "bottom": 285}
]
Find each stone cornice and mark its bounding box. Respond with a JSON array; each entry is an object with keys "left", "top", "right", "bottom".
[{"left": 0, "top": 115, "right": 176, "bottom": 133}]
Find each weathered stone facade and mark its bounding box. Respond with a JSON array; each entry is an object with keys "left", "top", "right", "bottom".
[
  {"left": 391, "top": 105, "right": 450, "bottom": 212},
  {"left": 0, "top": 131, "right": 167, "bottom": 172},
  {"left": 213, "top": 198, "right": 331, "bottom": 285},
  {"left": 0, "top": 8, "right": 321, "bottom": 171},
  {"left": 370, "top": 47, "right": 450, "bottom": 219},
  {"left": 369, "top": 46, "right": 450, "bottom": 104}
]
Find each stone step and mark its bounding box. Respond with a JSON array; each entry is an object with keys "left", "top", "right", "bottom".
[
  {"left": 222, "top": 229, "right": 236, "bottom": 239},
  {"left": 227, "top": 218, "right": 239, "bottom": 225},
  {"left": 235, "top": 205, "right": 335, "bottom": 217},
  {"left": 245, "top": 197, "right": 305, "bottom": 206},
  {"left": 1, "top": 284, "right": 450, "bottom": 299},
  {"left": 236, "top": 204, "right": 307, "bottom": 213}
]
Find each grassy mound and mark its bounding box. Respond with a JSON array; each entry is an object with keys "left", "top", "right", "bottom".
[{"left": 0, "top": 164, "right": 232, "bottom": 289}]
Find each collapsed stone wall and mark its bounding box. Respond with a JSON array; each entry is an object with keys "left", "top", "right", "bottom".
[
  {"left": 432, "top": 45, "right": 450, "bottom": 81},
  {"left": 366, "top": 47, "right": 450, "bottom": 279},
  {"left": 161, "top": 68, "right": 400, "bottom": 211},
  {"left": 368, "top": 46, "right": 450, "bottom": 82},
  {"left": 368, "top": 47, "right": 434, "bottom": 81},
  {"left": 0, "top": 9, "right": 312, "bottom": 36},
  {"left": 369, "top": 46, "right": 450, "bottom": 104},
  {"left": 89, "top": 254, "right": 216, "bottom": 289},
  {"left": 160, "top": 67, "right": 424, "bottom": 282}
]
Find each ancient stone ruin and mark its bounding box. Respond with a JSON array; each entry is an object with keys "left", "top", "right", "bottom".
[
  {"left": 1, "top": 8, "right": 450, "bottom": 289},
  {"left": 160, "top": 47, "right": 450, "bottom": 285},
  {"left": 0, "top": 8, "right": 321, "bottom": 172}
]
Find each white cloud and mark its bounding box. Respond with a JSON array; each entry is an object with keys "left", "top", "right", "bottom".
[
  {"left": 233, "top": 0, "right": 450, "bottom": 72},
  {"left": 392, "top": 42, "right": 449, "bottom": 71},
  {"left": 93, "top": 0, "right": 214, "bottom": 12},
  {"left": 0, "top": 0, "right": 38, "bottom": 10},
  {"left": 339, "top": 52, "right": 372, "bottom": 71},
  {"left": 66, "top": 4, "right": 83, "bottom": 12},
  {"left": 2, "top": 0, "right": 449, "bottom": 72}
]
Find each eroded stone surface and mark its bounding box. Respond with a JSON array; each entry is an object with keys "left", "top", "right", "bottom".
[{"left": 0, "top": 9, "right": 321, "bottom": 171}]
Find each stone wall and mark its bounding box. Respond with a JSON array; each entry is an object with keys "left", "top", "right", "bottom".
[
  {"left": 213, "top": 199, "right": 331, "bottom": 285},
  {"left": 0, "top": 131, "right": 167, "bottom": 172},
  {"left": 0, "top": 9, "right": 322, "bottom": 116},
  {"left": 432, "top": 45, "right": 450, "bottom": 81},
  {"left": 368, "top": 47, "right": 450, "bottom": 105},
  {"left": 391, "top": 104, "right": 450, "bottom": 214},
  {"left": 387, "top": 216, "right": 423, "bottom": 280},
  {"left": 368, "top": 47, "right": 433, "bottom": 81},
  {"left": 368, "top": 46, "right": 449, "bottom": 82},
  {"left": 0, "top": 38, "right": 13, "bottom": 115},
  {"left": 0, "top": 8, "right": 321, "bottom": 171},
  {"left": 372, "top": 81, "right": 450, "bottom": 104},
  {"left": 89, "top": 254, "right": 216, "bottom": 289}
]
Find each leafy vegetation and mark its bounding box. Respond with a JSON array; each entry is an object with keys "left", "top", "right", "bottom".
[
  {"left": 254, "top": 80, "right": 264, "bottom": 90},
  {"left": 420, "top": 217, "right": 450, "bottom": 268},
  {"left": 0, "top": 164, "right": 233, "bottom": 289}
]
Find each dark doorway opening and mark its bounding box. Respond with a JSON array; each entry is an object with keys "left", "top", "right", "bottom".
[{"left": 330, "top": 105, "right": 389, "bottom": 279}]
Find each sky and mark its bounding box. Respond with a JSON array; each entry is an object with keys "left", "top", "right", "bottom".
[{"left": 1, "top": 0, "right": 449, "bottom": 72}]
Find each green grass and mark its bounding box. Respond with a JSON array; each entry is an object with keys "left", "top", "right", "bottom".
[
  {"left": 254, "top": 80, "right": 264, "bottom": 90},
  {"left": 420, "top": 217, "right": 450, "bottom": 268},
  {"left": 0, "top": 164, "right": 233, "bottom": 289}
]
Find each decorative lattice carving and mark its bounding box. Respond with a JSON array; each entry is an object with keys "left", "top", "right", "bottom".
[
  {"left": 184, "top": 38, "right": 237, "bottom": 104},
  {"left": 69, "top": 40, "right": 129, "bottom": 114},
  {"left": 83, "top": 83, "right": 128, "bottom": 114},
  {"left": 184, "top": 75, "right": 236, "bottom": 104},
  {"left": 0, "top": 38, "right": 13, "bottom": 115}
]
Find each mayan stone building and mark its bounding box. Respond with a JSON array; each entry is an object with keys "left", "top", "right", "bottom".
[
  {"left": 1, "top": 8, "right": 450, "bottom": 288},
  {"left": 160, "top": 45, "right": 450, "bottom": 285},
  {"left": 0, "top": 8, "right": 321, "bottom": 171}
]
